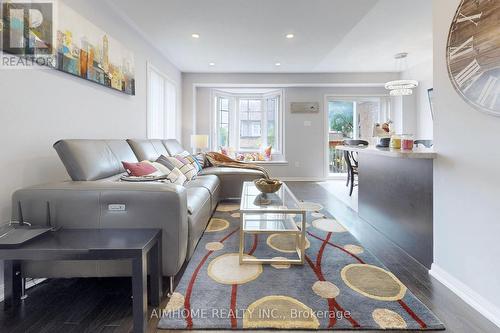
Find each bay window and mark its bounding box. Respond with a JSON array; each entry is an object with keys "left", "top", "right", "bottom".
[{"left": 213, "top": 90, "right": 282, "bottom": 155}]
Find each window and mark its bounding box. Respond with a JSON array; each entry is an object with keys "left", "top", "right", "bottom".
[
  {"left": 329, "top": 101, "right": 355, "bottom": 139},
  {"left": 265, "top": 95, "right": 278, "bottom": 149},
  {"left": 214, "top": 90, "right": 282, "bottom": 154},
  {"left": 239, "top": 99, "right": 262, "bottom": 149},
  {"left": 147, "top": 64, "right": 178, "bottom": 139},
  {"left": 218, "top": 97, "right": 230, "bottom": 147}
]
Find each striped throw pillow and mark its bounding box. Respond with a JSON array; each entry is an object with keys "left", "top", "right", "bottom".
[{"left": 160, "top": 155, "right": 197, "bottom": 181}]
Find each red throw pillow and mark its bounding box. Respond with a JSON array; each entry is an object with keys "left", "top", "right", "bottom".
[{"left": 122, "top": 161, "right": 158, "bottom": 176}]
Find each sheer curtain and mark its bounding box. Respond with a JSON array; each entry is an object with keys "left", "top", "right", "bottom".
[{"left": 147, "top": 65, "right": 177, "bottom": 139}]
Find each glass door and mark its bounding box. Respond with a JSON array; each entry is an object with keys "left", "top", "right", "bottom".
[{"left": 327, "top": 97, "right": 390, "bottom": 176}]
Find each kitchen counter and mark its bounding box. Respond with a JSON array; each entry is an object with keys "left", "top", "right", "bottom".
[
  {"left": 337, "top": 144, "right": 434, "bottom": 268},
  {"left": 336, "top": 145, "right": 437, "bottom": 159}
]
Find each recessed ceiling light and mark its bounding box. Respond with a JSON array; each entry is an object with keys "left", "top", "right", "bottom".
[
  {"left": 285, "top": 33, "right": 294, "bottom": 39},
  {"left": 209, "top": 62, "right": 216, "bottom": 66},
  {"left": 275, "top": 62, "right": 281, "bottom": 66},
  {"left": 191, "top": 33, "right": 200, "bottom": 39}
]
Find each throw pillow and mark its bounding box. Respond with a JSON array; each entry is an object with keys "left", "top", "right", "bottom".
[
  {"left": 194, "top": 153, "right": 206, "bottom": 169},
  {"left": 121, "top": 160, "right": 187, "bottom": 185},
  {"left": 122, "top": 161, "right": 160, "bottom": 177},
  {"left": 143, "top": 160, "right": 187, "bottom": 185},
  {"left": 264, "top": 145, "right": 272, "bottom": 159},
  {"left": 178, "top": 151, "right": 203, "bottom": 172},
  {"left": 156, "top": 155, "right": 177, "bottom": 170},
  {"left": 167, "top": 167, "right": 188, "bottom": 185},
  {"left": 142, "top": 160, "right": 170, "bottom": 175},
  {"left": 220, "top": 146, "right": 229, "bottom": 156},
  {"left": 158, "top": 155, "right": 197, "bottom": 180}
]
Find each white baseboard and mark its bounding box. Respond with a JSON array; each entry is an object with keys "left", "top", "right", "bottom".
[{"left": 430, "top": 263, "right": 500, "bottom": 328}]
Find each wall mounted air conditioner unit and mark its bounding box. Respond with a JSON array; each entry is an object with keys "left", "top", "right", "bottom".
[{"left": 290, "top": 102, "right": 320, "bottom": 113}]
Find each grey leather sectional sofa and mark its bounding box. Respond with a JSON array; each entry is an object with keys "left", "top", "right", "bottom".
[{"left": 12, "top": 139, "right": 265, "bottom": 288}]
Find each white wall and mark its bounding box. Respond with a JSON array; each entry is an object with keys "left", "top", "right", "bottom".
[
  {"left": 401, "top": 59, "right": 434, "bottom": 139},
  {"left": 183, "top": 73, "right": 398, "bottom": 178},
  {"left": 431, "top": 0, "right": 500, "bottom": 326},
  {"left": 0, "top": 0, "right": 181, "bottom": 283}
]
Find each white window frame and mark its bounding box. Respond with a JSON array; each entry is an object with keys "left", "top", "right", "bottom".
[
  {"left": 214, "top": 92, "right": 234, "bottom": 148},
  {"left": 212, "top": 89, "right": 283, "bottom": 154},
  {"left": 147, "top": 62, "right": 179, "bottom": 140}
]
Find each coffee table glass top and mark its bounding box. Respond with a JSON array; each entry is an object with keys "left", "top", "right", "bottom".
[
  {"left": 240, "top": 181, "right": 302, "bottom": 213},
  {"left": 239, "top": 182, "right": 306, "bottom": 264}
]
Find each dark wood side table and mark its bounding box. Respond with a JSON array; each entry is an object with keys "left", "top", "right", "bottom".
[{"left": 1, "top": 228, "right": 162, "bottom": 333}]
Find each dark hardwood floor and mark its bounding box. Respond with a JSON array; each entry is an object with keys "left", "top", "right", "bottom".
[{"left": 0, "top": 181, "right": 498, "bottom": 333}]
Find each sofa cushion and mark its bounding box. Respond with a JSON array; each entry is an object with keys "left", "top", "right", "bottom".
[
  {"left": 185, "top": 175, "right": 220, "bottom": 210},
  {"left": 200, "top": 167, "right": 265, "bottom": 199},
  {"left": 186, "top": 187, "right": 211, "bottom": 215},
  {"left": 185, "top": 175, "right": 220, "bottom": 197},
  {"left": 127, "top": 139, "right": 169, "bottom": 161},
  {"left": 163, "top": 139, "right": 185, "bottom": 156},
  {"left": 54, "top": 140, "right": 138, "bottom": 181},
  {"left": 186, "top": 192, "right": 212, "bottom": 258}
]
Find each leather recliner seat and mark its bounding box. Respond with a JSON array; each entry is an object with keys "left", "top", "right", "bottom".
[{"left": 12, "top": 139, "right": 266, "bottom": 280}]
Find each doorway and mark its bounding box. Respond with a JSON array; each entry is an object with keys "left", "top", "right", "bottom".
[{"left": 325, "top": 96, "right": 391, "bottom": 177}]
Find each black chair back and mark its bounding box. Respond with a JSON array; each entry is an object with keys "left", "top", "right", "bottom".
[
  {"left": 414, "top": 140, "right": 433, "bottom": 148},
  {"left": 343, "top": 139, "right": 369, "bottom": 147},
  {"left": 344, "top": 150, "right": 357, "bottom": 169}
]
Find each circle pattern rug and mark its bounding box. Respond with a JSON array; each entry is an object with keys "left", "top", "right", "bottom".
[{"left": 158, "top": 201, "right": 444, "bottom": 330}]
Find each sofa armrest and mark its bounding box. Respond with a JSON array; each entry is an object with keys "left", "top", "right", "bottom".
[{"left": 11, "top": 181, "right": 188, "bottom": 276}]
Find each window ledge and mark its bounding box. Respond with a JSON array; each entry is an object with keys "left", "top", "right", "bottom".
[{"left": 242, "top": 160, "right": 288, "bottom": 166}]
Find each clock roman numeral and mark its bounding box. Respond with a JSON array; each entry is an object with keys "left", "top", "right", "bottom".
[
  {"left": 454, "top": 58, "right": 482, "bottom": 92},
  {"left": 449, "top": 36, "right": 474, "bottom": 60},
  {"left": 477, "top": 76, "right": 499, "bottom": 109},
  {"left": 456, "top": 12, "right": 482, "bottom": 26}
]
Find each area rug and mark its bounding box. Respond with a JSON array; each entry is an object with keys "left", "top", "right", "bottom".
[{"left": 158, "top": 201, "right": 444, "bottom": 330}]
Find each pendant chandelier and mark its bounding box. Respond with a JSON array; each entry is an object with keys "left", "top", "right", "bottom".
[{"left": 385, "top": 53, "right": 418, "bottom": 96}]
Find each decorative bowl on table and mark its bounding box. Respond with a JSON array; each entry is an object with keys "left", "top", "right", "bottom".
[{"left": 254, "top": 178, "right": 283, "bottom": 194}]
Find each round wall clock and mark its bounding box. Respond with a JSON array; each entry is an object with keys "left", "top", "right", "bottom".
[{"left": 447, "top": 0, "right": 500, "bottom": 116}]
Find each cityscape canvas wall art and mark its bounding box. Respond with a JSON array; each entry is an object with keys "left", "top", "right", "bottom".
[
  {"left": 55, "top": 2, "right": 135, "bottom": 95},
  {"left": 2, "top": 2, "right": 134, "bottom": 94}
]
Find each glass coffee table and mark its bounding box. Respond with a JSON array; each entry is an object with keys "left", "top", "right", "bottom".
[{"left": 239, "top": 181, "right": 306, "bottom": 265}]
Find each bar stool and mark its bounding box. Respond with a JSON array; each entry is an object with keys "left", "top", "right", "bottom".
[{"left": 343, "top": 140, "right": 368, "bottom": 196}]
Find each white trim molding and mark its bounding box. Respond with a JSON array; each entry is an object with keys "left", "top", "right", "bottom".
[{"left": 430, "top": 263, "right": 500, "bottom": 328}]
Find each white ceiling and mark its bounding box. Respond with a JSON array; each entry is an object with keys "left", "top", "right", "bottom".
[{"left": 107, "top": 0, "right": 432, "bottom": 73}]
